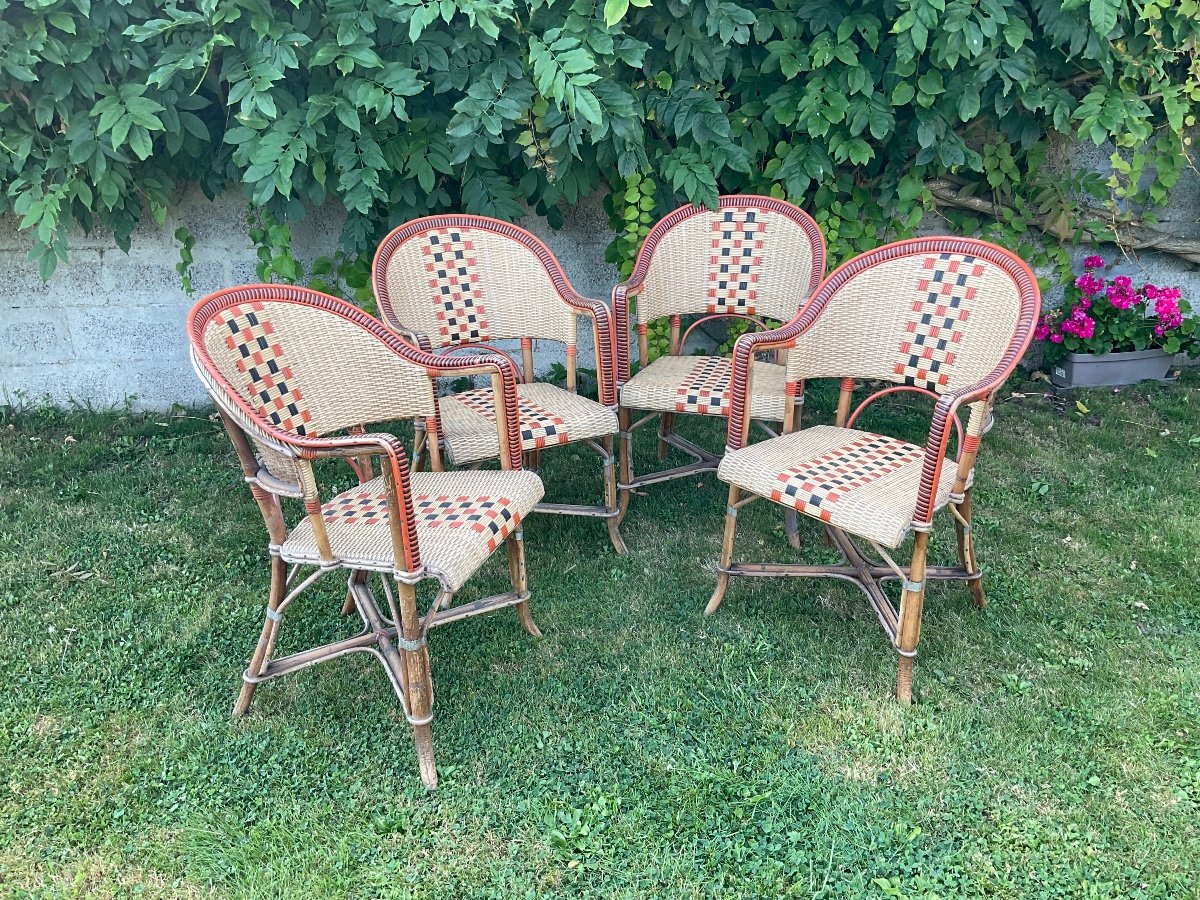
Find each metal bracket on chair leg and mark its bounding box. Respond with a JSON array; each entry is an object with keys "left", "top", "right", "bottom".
[
  {"left": 894, "top": 646, "right": 918, "bottom": 659},
  {"left": 405, "top": 711, "right": 434, "bottom": 727},
  {"left": 265, "top": 607, "right": 283, "bottom": 622},
  {"left": 393, "top": 634, "right": 427, "bottom": 652},
  {"left": 903, "top": 579, "right": 923, "bottom": 593}
]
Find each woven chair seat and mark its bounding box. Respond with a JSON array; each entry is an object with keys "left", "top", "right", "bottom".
[
  {"left": 718, "top": 425, "right": 967, "bottom": 549},
  {"left": 439, "top": 382, "right": 618, "bottom": 466},
  {"left": 620, "top": 355, "right": 789, "bottom": 420},
  {"left": 282, "top": 470, "right": 545, "bottom": 590}
]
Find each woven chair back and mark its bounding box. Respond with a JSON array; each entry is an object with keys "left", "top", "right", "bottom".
[
  {"left": 373, "top": 216, "right": 580, "bottom": 348},
  {"left": 630, "top": 196, "right": 826, "bottom": 325},
  {"left": 189, "top": 285, "right": 438, "bottom": 486},
  {"left": 785, "top": 239, "right": 1039, "bottom": 396}
]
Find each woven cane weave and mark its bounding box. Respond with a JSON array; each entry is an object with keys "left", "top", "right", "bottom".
[
  {"left": 281, "top": 470, "right": 544, "bottom": 590},
  {"left": 784, "top": 252, "right": 1021, "bottom": 394},
  {"left": 439, "top": 382, "right": 618, "bottom": 466},
  {"left": 633, "top": 203, "right": 820, "bottom": 325},
  {"left": 201, "top": 298, "right": 438, "bottom": 437},
  {"left": 718, "top": 425, "right": 967, "bottom": 548},
  {"left": 375, "top": 224, "right": 579, "bottom": 348},
  {"left": 620, "top": 355, "right": 789, "bottom": 420}
]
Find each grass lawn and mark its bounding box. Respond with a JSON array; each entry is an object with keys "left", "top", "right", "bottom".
[{"left": 2, "top": 372, "right": 1199, "bottom": 898}]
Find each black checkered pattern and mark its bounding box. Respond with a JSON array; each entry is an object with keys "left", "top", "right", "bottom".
[
  {"left": 423, "top": 229, "right": 489, "bottom": 345},
  {"left": 413, "top": 494, "right": 519, "bottom": 552},
  {"left": 894, "top": 254, "right": 982, "bottom": 390},
  {"left": 707, "top": 209, "right": 767, "bottom": 314},
  {"left": 770, "top": 435, "right": 922, "bottom": 521},
  {"left": 217, "top": 302, "right": 314, "bottom": 435}
]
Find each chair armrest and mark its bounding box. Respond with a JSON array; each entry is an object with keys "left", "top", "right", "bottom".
[
  {"left": 724, "top": 314, "right": 815, "bottom": 451},
  {"left": 560, "top": 291, "right": 616, "bottom": 406},
  {"left": 611, "top": 280, "right": 644, "bottom": 388},
  {"left": 913, "top": 376, "right": 1005, "bottom": 525},
  {"left": 400, "top": 349, "right": 526, "bottom": 471}
]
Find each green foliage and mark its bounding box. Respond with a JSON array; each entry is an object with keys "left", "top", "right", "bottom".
[{"left": 1, "top": 0, "right": 1198, "bottom": 282}]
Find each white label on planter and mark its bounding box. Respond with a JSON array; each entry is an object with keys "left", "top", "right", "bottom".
[{"left": 1054, "top": 366, "right": 1066, "bottom": 378}]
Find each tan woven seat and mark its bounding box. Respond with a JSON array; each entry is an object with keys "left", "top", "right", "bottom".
[
  {"left": 620, "top": 355, "right": 788, "bottom": 420},
  {"left": 707, "top": 238, "right": 1041, "bottom": 706},
  {"left": 282, "top": 471, "right": 544, "bottom": 590},
  {"left": 188, "top": 284, "right": 544, "bottom": 790},
  {"left": 718, "top": 425, "right": 967, "bottom": 549},
  {"left": 440, "top": 383, "right": 618, "bottom": 467},
  {"left": 612, "top": 196, "right": 826, "bottom": 546},
  {"left": 374, "top": 216, "right": 625, "bottom": 552}
]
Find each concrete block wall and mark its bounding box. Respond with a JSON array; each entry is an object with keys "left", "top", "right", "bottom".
[
  {"left": 0, "top": 189, "right": 618, "bottom": 410},
  {"left": 2, "top": 148, "right": 1198, "bottom": 410}
]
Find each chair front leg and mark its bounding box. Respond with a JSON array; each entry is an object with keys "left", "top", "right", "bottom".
[
  {"left": 233, "top": 554, "right": 287, "bottom": 717},
  {"left": 392, "top": 578, "right": 438, "bottom": 788},
  {"left": 954, "top": 488, "right": 986, "bottom": 608},
  {"left": 601, "top": 434, "right": 628, "bottom": 554},
  {"left": 705, "top": 485, "right": 741, "bottom": 615},
  {"left": 895, "top": 531, "right": 929, "bottom": 705},
  {"left": 506, "top": 530, "right": 541, "bottom": 637},
  {"left": 615, "top": 406, "right": 633, "bottom": 528}
]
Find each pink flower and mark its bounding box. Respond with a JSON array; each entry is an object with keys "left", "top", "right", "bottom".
[
  {"left": 1113, "top": 275, "right": 1132, "bottom": 290},
  {"left": 1075, "top": 274, "right": 1104, "bottom": 296},
  {"left": 1035, "top": 323, "right": 1051, "bottom": 341},
  {"left": 1106, "top": 282, "right": 1137, "bottom": 310},
  {"left": 1050, "top": 333, "right": 1064, "bottom": 343},
  {"left": 1083, "top": 255, "right": 1105, "bottom": 269},
  {"left": 1143, "top": 284, "right": 1160, "bottom": 301}
]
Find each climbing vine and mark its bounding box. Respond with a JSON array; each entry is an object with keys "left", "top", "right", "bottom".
[{"left": 1, "top": 0, "right": 1197, "bottom": 287}]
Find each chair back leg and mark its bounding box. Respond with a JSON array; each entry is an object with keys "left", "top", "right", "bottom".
[{"left": 954, "top": 488, "right": 987, "bottom": 607}]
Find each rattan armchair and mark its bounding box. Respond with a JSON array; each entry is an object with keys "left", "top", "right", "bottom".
[
  {"left": 372, "top": 216, "right": 625, "bottom": 553},
  {"left": 188, "top": 284, "right": 545, "bottom": 789},
  {"left": 612, "top": 196, "right": 826, "bottom": 545},
  {"left": 706, "top": 238, "right": 1040, "bottom": 703}
]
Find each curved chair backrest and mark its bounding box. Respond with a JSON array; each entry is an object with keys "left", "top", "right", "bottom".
[
  {"left": 190, "top": 285, "right": 438, "bottom": 439},
  {"left": 372, "top": 216, "right": 582, "bottom": 349},
  {"left": 628, "top": 195, "right": 827, "bottom": 324},
  {"left": 784, "top": 238, "right": 1040, "bottom": 396}
]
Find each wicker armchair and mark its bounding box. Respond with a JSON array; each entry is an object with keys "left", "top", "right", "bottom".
[
  {"left": 373, "top": 216, "right": 625, "bottom": 553},
  {"left": 612, "top": 196, "right": 826, "bottom": 545},
  {"left": 188, "top": 284, "right": 545, "bottom": 789},
  {"left": 706, "top": 238, "right": 1041, "bottom": 703}
]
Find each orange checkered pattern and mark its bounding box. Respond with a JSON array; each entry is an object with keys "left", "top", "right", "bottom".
[
  {"left": 895, "top": 254, "right": 982, "bottom": 390},
  {"left": 322, "top": 490, "right": 389, "bottom": 526},
  {"left": 456, "top": 389, "right": 569, "bottom": 449},
  {"left": 770, "top": 436, "right": 922, "bottom": 521},
  {"left": 707, "top": 209, "right": 767, "bottom": 314},
  {"left": 413, "top": 494, "right": 519, "bottom": 552},
  {"left": 675, "top": 357, "right": 732, "bottom": 414},
  {"left": 216, "top": 302, "right": 314, "bottom": 435},
  {"left": 424, "top": 229, "right": 490, "bottom": 345}
]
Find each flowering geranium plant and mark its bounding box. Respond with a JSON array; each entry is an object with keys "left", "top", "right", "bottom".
[{"left": 1037, "top": 256, "right": 1198, "bottom": 364}]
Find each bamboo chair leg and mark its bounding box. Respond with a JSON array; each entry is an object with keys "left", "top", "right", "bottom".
[
  {"left": 895, "top": 531, "right": 930, "bottom": 705},
  {"left": 411, "top": 423, "right": 427, "bottom": 473},
  {"left": 394, "top": 579, "right": 437, "bottom": 788},
  {"left": 784, "top": 510, "right": 800, "bottom": 550},
  {"left": 506, "top": 531, "right": 541, "bottom": 637},
  {"left": 614, "top": 406, "right": 633, "bottom": 528},
  {"left": 342, "top": 569, "right": 367, "bottom": 617},
  {"left": 705, "top": 485, "right": 741, "bottom": 616},
  {"left": 657, "top": 412, "right": 673, "bottom": 460},
  {"left": 233, "top": 555, "right": 286, "bottom": 718},
  {"left": 955, "top": 489, "right": 986, "bottom": 608},
  {"left": 601, "top": 435, "right": 627, "bottom": 555}
]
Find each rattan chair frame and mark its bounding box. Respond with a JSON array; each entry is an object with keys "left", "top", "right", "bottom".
[
  {"left": 704, "top": 237, "right": 1040, "bottom": 704},
  {"left": 189, "top": 284, "right": 541, "bottom": 789},
  {"left": 373, "top": 215, "right": 626, "bottom": 553},
  {"left": 611, "top": 196, "right": 827, "bottom": 547}
]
